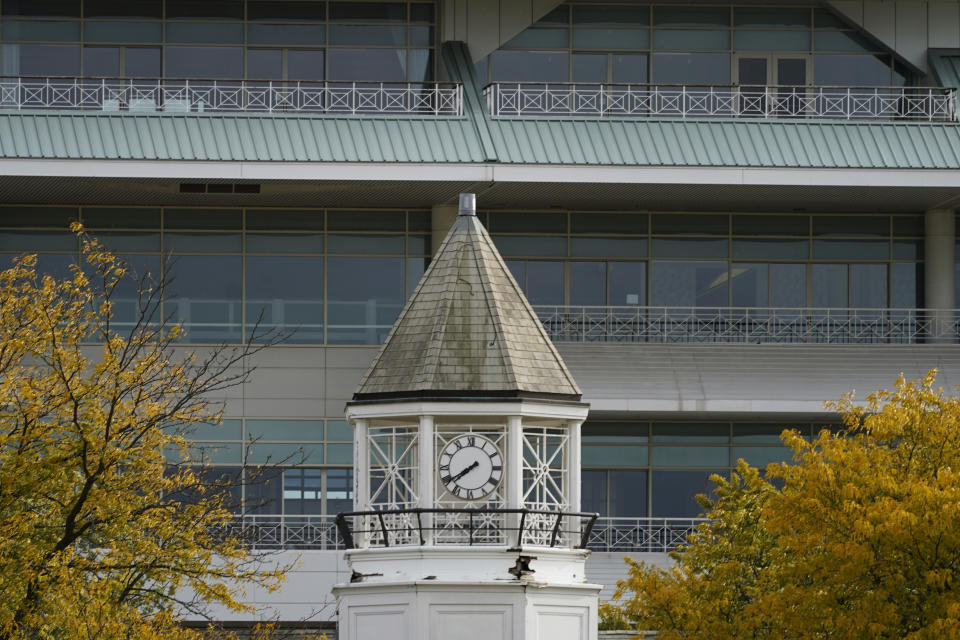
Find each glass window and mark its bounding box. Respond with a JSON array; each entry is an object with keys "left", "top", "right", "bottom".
[
  {"left": 84, "top": 0, "right": 161, "bottom": 18},
  {"left": 166, "top": 22, "right": 243, "bottom": 44},
  {"left": 327, "top": 234, "right": 405, "bottom": 254},
  {"left": 492, "top": 236, "right": 566, "bottom": 258},
  {"left": 166, "top": 0, "right": 243, "bottom": 20},
  {"left": 732, "top": 239, "right": 808, "bottom": 260},
  {"left": 574, "top": 5, "right": 648, "bottom": 26},
  {"left": 814, "top": 54, "right": 892, "bottom": 86},
  {"left": 572, "top": 53, "right": 606, "bottom": 82},
  {"left": 583, "top": 444, "right": 647, "bottom": 467},
  {"left": 651, "top": 446, "right": 728, "bottom": 467},
  {"left": 652, "top": 238, "right": 727, "bottom": 258},
  {"left": 327, "top": 420, "right": 353, "bottom": 440},
  {"left": 770, "top": 263, "right": 806, "bottom": 307},
  {"left": 1, "top": 44, "right": 81, "bottom": 76},
  {"left": 83, "top": 47, "right": 121, "bottom": 77},
  {"left": 734, "top": 7, "right": 811, "bottom": 28},
  {"left": 570, "top": 237, "right": 646, "bottom": 258},
  {"left": 283, "top": 468, "right": 323, "bottom": 514},
  {"left": 248, "top": 1, "right": 327, "bottom": 21},
  {"left": 326, "top": 468, "right": 353, "bottom": 514},
  {"left": 570, "top": 262, "right": 606, "bottom": 305},
  {"left": 652, "top": 423, "right": 728, "bottom": 443},
  {"left": 125, "top": 48, "right": 161, "bottom": 77},
  {"left": 182, "top": 419, "right": 243, "bottom": 440},
  {"left": 84, "top": 21, "right": 162, "bottom": 43},
  {"left": 525, "top": 261, "right": 564, "bottom": 305},
  {"left": 330, "top": 2, "right": 406, "bottom": 22},
  {"left": 2, "top": 20, "right": 81, "bottom": 41},
  {"left": 734, "top": 30, "right": 809, "bottom": 51},
  {"left": 287, "top": 50, "right": 326, "bottom": 80},
  {"left": 653, "top": 30, "right": 729, "bottom": 51},
  {"left": 733, "top": 214, "right": 808, "bottom": 236},
  {"left": 506, "top": 28, "right": 569, "bottom": 49},
  {"left": 891, "top": 262, "right": 918, "bottom": 309},
  {"left": 612, "top": 54, "right": 648, "bottom": 83},
  {"left": 246, "top": 468, "right": 282, "bottom": 514},
  {"left": 654, "top": 7, "right": 729, "bottom": 27},
  {"left": 609, "top": 262, "right": 645, "bottom": 306},
  {"left": 165, "top": 46, "right": 243, "bottom": 79},
  {"left": 609, "top": 470, "right": 647, "bottom": 517},
  {"left": 246, "top": 256, "right": 323, "bottom": 343},
  {"left": 733, "top": 423, "right": 790, "bottom": 444},
  {"left": 329, "top": 24, "right": 408, "bottom": 46},
  {"left": 248, "top": 24, "right": 326, "bottom": 46},
  {"left": 653, "top": 214, "right": 727, "bottom": 235},
  {"left": 3, "top": 0, "right": 80, "bottom": 17},
  {"left": 652, "top": 52, "right": 731, "bottom": 84},
  {"left": 490, "top": 50, "right": 569, "bottom": 83},
  {"left": 651, "top": 261, "right": 728, "bottom": 307},
  {"left": 573, "top": 28, "right": 648, "bottom": 50},
  {"left": 731, "top": 263, "right": 768, "bottom": 307},
  {"left": 813, "top": 215, "right": 888, "bottom": 237},
  {"left": 247, "top": 419, "right": 323, "bottom": 442},
  {"left": 582, "top": 470, "right": 607, "bottom": 516},
  {"left": 326, "top": 256, "right": 405, "bottom": 344},
  {"left": 851, "top": 263, "right": 887, "bottom": 308},
  {"left": 247, "top": 49, "right": 283, "bottom": 79},
  {"left": 812, "top": 264, "right": 847, "bottom": 307},
  {"left": 733, "top": 446, "right": 792, "bottom": 467},
  {"left": 651, "top": 469, "right": 724, "bottom": 517},
  {"left": 813, "top": 240, "right": 889, "bottom": 260},
  {"left": 327, "top": 48, "right": 406, "bottom": 81},
  {"left": 166, "top": 255, "right": 242, "bottom": 342}
]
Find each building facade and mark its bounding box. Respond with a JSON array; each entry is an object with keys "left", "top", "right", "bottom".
[{"left": 2, "top": 0, "right": 960, "bottom": 628}]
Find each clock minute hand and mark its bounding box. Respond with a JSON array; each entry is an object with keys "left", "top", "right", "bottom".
[{"left": 452, "top": 460, "right": 479, "bottom": 482}]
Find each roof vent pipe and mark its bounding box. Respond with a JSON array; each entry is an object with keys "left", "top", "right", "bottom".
[{"left": 458, "top": 193, "right": 476, "bottom": 216}]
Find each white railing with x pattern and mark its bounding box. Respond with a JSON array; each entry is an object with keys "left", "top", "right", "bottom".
[
  {"left": 532, "top": 306, "right": 960, "bottom": 344},
  {"left": 485, "top": 83, "right": 957, "bottom": 121},
  {"left": 0, "top": 77, "right": 463, "bottom": 115},
  {"left": 229, "top": 514, "right": 702, "bottom": 553}
]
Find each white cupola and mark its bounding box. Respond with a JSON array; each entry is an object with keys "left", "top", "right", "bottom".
[{"left": 332, "top": 194, "right": 600, "bottom": 640}]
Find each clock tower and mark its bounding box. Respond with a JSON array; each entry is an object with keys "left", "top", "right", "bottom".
[{"left": 332, "top": 194, "right": 600, "bottom": 640}]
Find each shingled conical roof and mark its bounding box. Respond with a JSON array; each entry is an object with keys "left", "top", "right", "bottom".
[{"left": 351, "top": 196, "right": 581, "bottom": 402}]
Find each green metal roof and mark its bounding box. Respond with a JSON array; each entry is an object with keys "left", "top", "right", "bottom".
[
  {"left": 930, "top": 49, "right": 960, "bottom": 89},
  {"left": 486, "top": 118, "right": 960, "bottom": 169},
  {"left": 0, "top": 107, "right": 958, "bottom": 170},
  {"left": 0, "top": 112, "right": 486, "bottom": 163}
]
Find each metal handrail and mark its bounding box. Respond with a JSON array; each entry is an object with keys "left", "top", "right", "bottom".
[
  {"left": 532, "top": 306, "right": 960, "bottom": 345},
  {"left": 0, "top": 76, "right": 464, "bottom": 115},
  {"left": 227, "top": 514, "right": 703, "bottom": 552},
  {"left": 334, "top": 508, "right": 599, "bottom": 550},
  {"left": 484, "top": 82, "right": 957, "bottom": 121}
]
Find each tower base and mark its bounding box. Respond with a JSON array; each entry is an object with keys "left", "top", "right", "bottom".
[{"left": 332, "top": 547, "right": 601, "bottom": 640}]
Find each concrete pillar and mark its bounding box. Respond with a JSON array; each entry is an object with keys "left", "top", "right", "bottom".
[
  {"left": 507, "top": 415, "right": 523, "bottom": 546},
  {"left": 924, "top": 209, "right": 956, "bottom": 341},
  {"left": 431, "top": 203, "right": 458, "bottom": 255},
  {"left": 418, "top": 415, "right": 435, "bottom": 544}
]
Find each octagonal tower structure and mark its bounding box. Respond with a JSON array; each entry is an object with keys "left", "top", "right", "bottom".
[{"left": 333, "top": 194, "right": 600, "bottom": 640}]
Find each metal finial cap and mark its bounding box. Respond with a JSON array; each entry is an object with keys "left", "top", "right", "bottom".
[{"left": 458, "top": 193, "right": 476, "bottom": 216}]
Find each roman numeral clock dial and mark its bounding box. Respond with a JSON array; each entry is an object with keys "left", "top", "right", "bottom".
[{"left": 438, "top": 434, "right": 503, "bottom": 501}]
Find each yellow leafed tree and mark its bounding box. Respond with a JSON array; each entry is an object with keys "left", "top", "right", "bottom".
[
  {"left": 0, "top": 225, "right": 287, "bottom": 640},
  {"left": 601, "top": 371, "right": 960, "bottom": 639}
]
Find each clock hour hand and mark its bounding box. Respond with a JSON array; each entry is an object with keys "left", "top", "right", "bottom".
[{"left": 452, "top": 460, "right": 479, "bottom": 482}]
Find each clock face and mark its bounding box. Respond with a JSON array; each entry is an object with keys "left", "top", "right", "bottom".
[{"left": 438, "top": 434, "right": 503, "bottom": 501}]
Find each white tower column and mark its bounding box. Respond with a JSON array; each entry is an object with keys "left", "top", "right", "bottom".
[
  {"left": 353, "top": 418, "right": 369, "bottom": 548},
  {"left": 507, "top": 414, "right": 523, "bottom": 545},
  {"left": 418, "top": 414, "right": 435, "bottom": 544},
  {"left": 567, "top": 420, "right": 582, "bottom": 513},
  {"left": 431, "top": 203, "right": 457, "bottom": 255},
  {"left": 925, "top": 209, "right": 956, "bottom": 342}
]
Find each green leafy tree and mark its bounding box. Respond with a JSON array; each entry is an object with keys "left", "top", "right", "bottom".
[{"left": 602, "top": 371, "right": 960, "bottom": 639}]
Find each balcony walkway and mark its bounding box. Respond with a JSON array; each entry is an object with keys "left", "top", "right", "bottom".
[{"left": 533, "top": 306, "right": 960, "bottom": 345}]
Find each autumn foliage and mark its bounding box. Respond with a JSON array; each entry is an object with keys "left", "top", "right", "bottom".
[
  {"left": 602, "top": 371, "right": 960, "bottom": 639},
  {"left": 0, "top": 227, "right": 284, "bottom": 639}
]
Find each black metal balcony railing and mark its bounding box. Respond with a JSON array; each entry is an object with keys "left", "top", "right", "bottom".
[
  {"left": 227, "top": 513, "right": 704, "bottom": 552},
  {"left": 532, "top": 306, "right": 960, "bottom": 345},
  {"left": 0, "top": 76, "right": 464, "bottom": 115},
  {"left": 485, "top": 83, "right": 958, "bottom": 121},
  {"left": 335, "top": 508, "right": 599, "bottom": 549}
]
